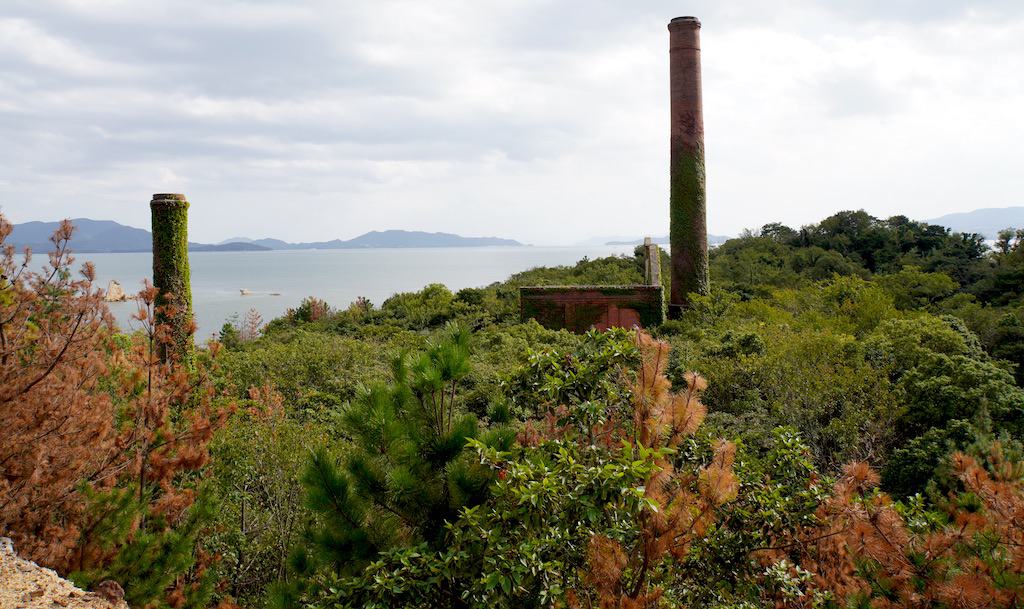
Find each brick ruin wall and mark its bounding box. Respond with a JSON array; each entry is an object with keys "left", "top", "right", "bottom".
[{"left": 519, "top": 285, "right": 665, "bottom": 333}]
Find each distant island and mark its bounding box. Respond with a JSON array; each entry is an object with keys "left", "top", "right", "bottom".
[
  {"left": 7, "top": 219, "right": 524, "bottom": 253},
  {"left": 8, "top": 219, "right": 270, "bottom": 253},
  {"left": 219, "top": 229, "right": 523, "bottom": 250},
  {"left": 927, "top": 206, "right": 1024, "bottom": 240}
]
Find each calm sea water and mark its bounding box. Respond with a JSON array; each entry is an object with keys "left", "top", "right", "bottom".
[{"left": 79, "top": 246, "right": 638, "bottom": 338}]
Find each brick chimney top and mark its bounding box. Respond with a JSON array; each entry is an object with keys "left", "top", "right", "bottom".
[{"left": 669, "top": 16, "right": 701, "bottom": 28}]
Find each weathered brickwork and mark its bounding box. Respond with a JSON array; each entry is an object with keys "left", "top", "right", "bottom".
[
  {"left": 668, "top": 16, "right": 709, "bottom": 317},
  {"left": 520, "top": 286, "right": 665, "bottom": 333}
]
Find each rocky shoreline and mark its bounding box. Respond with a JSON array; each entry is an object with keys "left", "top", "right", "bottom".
[{"left": 0, "top": 538, "right": 127, "bottom": 609}]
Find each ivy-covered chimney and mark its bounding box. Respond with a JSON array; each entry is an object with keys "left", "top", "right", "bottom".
[{"left": 668, "top": 16, "right": 709, "bottom": 317}]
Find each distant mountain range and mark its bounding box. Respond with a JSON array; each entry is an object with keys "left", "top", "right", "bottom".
[
  {"left": 219, "top": 230, "right": 522, "bottom": 250},
  {"left": 7, "top": 219, "right": 523, "bottom": 253},
  {"left": 927, "top": 207, "right": 1024, "bottom": 239},
  {"left": 604, "top": 234, "right": 731, "bottom": 246},
  {"left": 9, "top": 219, "right": 270, "bottom": 253},
  {"left": 17, "top": 208, "right": 1020, "bottom": 255}
]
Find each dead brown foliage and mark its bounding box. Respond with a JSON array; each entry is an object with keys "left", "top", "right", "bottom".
[
  {"left": 771, "top": 444, "right": 1024, "bottom": 608},
  {"left": 0, "top": 216, "right": 230, "bottom": 587},
  {"left": 577, "top": 332, "right": 739, "bottom": 608}
]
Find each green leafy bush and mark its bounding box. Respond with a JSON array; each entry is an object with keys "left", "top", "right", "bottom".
[{"left": 281, "top": 325, "right": 515, "bottom": 606}]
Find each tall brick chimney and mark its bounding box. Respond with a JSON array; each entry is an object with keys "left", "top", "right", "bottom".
[{"left": 668, "top": 16, "right": 708, "bottom": 317}]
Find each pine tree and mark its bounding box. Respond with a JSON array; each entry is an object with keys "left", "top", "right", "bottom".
[
  {"left": 279, "top": 323, "right": 514, "bottom": 605},
  {"left": 303, "top": 331, "right": 744, "bottom": 609},
  {"left": 69, "top": 282, "right": 231, "bottom": 608},
  {"left": 766, "top": 443, "right": 1024, "bottom": 609},
  {"left": 0, "top": 217, "right": 231, "bottom": 608},
  {"left": 582, "top": 332, "right": 738, "bottom": 608}
]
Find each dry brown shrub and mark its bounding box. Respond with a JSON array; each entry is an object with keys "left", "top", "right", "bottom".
[
  {"left": 770, "top": 444, "right": 1024, "bottom": 608},
  {"left": 0, "top": 217, "right": 231, "bottom": 596},
  {"left": 579, "top": 332, "right": 737, "bottom": 608}
]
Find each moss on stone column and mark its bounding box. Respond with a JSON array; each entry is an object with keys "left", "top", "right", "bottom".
[{"left": 150, "top": 193, "right": 193, "bottom": 365}]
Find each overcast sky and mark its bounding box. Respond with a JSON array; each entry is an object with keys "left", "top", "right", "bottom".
[{"left": 1, "top": 0, "right": 1022, "bottom": 244}]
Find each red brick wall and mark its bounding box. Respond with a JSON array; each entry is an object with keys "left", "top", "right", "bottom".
[{"left": 520, "top": 286, "right": 664, "bottom": 333}]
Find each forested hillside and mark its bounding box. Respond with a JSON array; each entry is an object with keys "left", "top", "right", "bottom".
[{"left": 2, "top": 210, "right": 1023, "bottom": 608}]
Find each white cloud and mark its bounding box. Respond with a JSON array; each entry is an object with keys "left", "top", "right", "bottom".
[
  {"left": 0, "top": 18, "right": 135, "bottom": 77},
  {"left": 0, "top": 0, "right": 1021, "bottom": 243}
]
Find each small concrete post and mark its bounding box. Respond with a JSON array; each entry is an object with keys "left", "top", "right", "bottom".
[
  {"left": 668, "top": 16, "right": 709, "bottom": 318},
  {"left": 150, "top": 193, "right": 193, "bottom": 365},
  {"left": 643, "top": 237, "right": 662, "bottom": 287}
]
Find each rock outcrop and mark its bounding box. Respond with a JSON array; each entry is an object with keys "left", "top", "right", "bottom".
[
  {"left": 104, "top": 280, "right": 127, "bottom": 303},
  {"left": 0, "top": 538, "right": 127, "bottom": 609}
]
